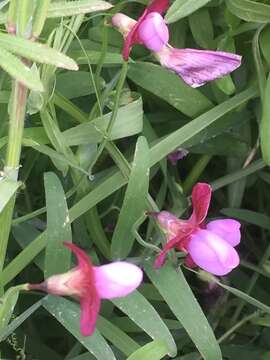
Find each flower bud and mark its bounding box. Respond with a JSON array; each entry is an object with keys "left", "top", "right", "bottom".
[{"left": 111, "top": 13, "right": 137, "bottom": 37}]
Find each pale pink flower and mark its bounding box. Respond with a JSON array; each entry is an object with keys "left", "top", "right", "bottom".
[
  {"left": 150, "top": 183, "right": 241, "bottom": 276},
  {"left": 29, "top": 243, "right": 143, "bottom": 336}
]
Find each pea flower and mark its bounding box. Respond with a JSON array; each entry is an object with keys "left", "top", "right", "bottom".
[
  {"left": 112, "top": 1, "right": 242, "bottom": 87},
  {"left": 112, "top": 0, "right": 169, "bottom": 60},
  {"left": 151, "top": 183, "right": 240, "bottom": 276},
  {"left": 29, "top": 242, "right": 143, "bottom": 336}
]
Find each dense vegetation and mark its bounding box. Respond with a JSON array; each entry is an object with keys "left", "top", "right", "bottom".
[{"left": 1, "top": 0, "right": 270, "bottom": 359}]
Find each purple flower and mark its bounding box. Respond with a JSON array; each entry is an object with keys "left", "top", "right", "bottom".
[
  {"left": 168, "top": 148, "right": 189, "bottom": 165},
  {"left": 155, "top": 47, "right": 242, "bottom": 88},
  {"left": 112, "top": 2, "right": 242, "bottom": 88},
  {"left": 29, "top": 243, "right": 143, "bottom": 336},
  {"left": 150, "top": 183, "right": 241, "bottom": 276}
]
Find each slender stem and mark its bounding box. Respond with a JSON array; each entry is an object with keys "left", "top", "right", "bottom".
[
  {"left": 183, "top": 154, "right": 212, "bottom": 194},
  {"left": 217, "top": 312, "right": 258, "bottom": 344},
  {"left": 0, "top": 81, "right": 27, "bottom": 274},
  {"left": 88, "top": 62, "right": 128, "bottom": 174}
]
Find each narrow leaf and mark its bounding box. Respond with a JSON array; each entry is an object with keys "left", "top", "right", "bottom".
[
  {"left": 144, "top": 260, "right": 222, "bottom": 360},
  {"left": 43, "top": 296, "right": 117, "bottom": 360},
  {"left": 0, "top": 47, "right": 43, "bottom": 91},
  {"left": 113, "top": 291, "right": 177, "bottom": 357},
  {"left": 166, "top": 0, "right": 212, "bottom": 23},
  {"left": 111, "top": 136, "right": 149, "bottom": 259},
  {"left": 0, "top": 33, "right": 78, "bottom": 70},
  {"left": 260, "top": 74, "right": 270, "bottom": 165},
  {"left": 44, "top": 172, "right": 72, "bottom": 278},
  {"left": 0, "top": 178, "right": 21, "bottom": 213},
  {"left": 48, "top": 0, "right": 112, "bottom": 17},
  {"left": 127, "top": 340, "right": 169, "bottom": 360}
]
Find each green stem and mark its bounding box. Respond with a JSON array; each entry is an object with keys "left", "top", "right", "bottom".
[
  {"left": 6, "top": 82, "right": 27, "bottom": 176},
  {"left": 217, "top": 311, "right": 258, "bottom": 344},
  {"left": 88, "top": 62, "right": 128, "bottom": 174},
  {"left": 183, "top": 154, "right": 212, "bottom": 194},
  {"left": 0, "top": 81, "right": 27, "bottom": 273}
]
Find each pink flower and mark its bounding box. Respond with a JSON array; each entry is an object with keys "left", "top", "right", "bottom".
[
  {"left": 151, "top": 183, "right": 241, "bottom": 276},
  {"left": 112, "top": 0, "right": 169, "bottom": 60},
  {"left": 155, "top": 47, "right": 242, "bottom": 88},
  {"left": 29, "top": 243, "right": 143, "bottom": 336},
  {"left": 112, "top": 1, "right": 242, "bottom": 87}
]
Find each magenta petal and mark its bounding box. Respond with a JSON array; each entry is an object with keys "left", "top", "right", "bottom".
[
  {"left": 188, "top": 229, "right": 240, "bottom": 276},
  {"left": 138, "top": 12, "right": 169, "bottom": 52},
  {"left": 207, "top": 219, "right": 241, "bottom": 247},
  {"left": 158, "top": 47, "right": 242, "bottom": 87},
  {"left": 190, "top": 183, "right": 212, "bottom": 225},
  {"left": 94, "top": 262, "right": 143, "bottom": 299},
  {"left": 147, "top": 0, "right": 169, "bottom": 14},
  {"left": 80, "top": 295, "right": 101, "bottom": 336},
  {"left": 64, "top": 242, "right": 92, "bottom": 270}
]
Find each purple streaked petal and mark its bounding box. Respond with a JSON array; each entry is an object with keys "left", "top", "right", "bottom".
[
  {"left": 188, "top": 229, "right": 240, "bottom": 276},
  {"left": 207, "top": 219, "right": 241, "bottom": 247},
  {"left": 138, "top": 12, "right": 169, "bottom": 52},
  {"left": 157, "top": 47, "right": 242, "bottom": 88},
  {"left": 94, "top": 262, "right": 143, "bottom": 299}
]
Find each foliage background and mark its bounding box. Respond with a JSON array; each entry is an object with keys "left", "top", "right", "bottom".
[{"left": 1, "top": 0, "right": 270, "bottom": 359}]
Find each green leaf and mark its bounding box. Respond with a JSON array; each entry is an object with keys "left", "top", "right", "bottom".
[
  {"left": 70, "top": 50, "right": 123, "bottom": 65},
  {"left": 1, "top": 300, "right": 42, "bottom": 341},
  {"left": 44, "top": 172, "right": 72, "bottom": 278},
  {"left": 144, "top": 260, "right": 222, "bottom": 360},
  {"left": 0, "top": 47, "right": 43, "bottom": 91},
  {"left": 227, "top": 0, "right": 270, "bottom": 23},
  {"left": 97, "top": 316, "right": 140, "bottom": 356},
  {"left": 221, "top": 208, "right": 270, "bottom": 230},
  {"left": 127, "top": 340, "right": 169, "bottom": 360},
  {"left": 63, "top": 96, "right": 143, "bottom": 145},
  {"left": 166, "top": 0, "right": 212, "bottom": 23},
  {"left": 48, "top": 0, "right": 112, "bottom": 17},
  {"left": 43, "top": 296, "right": 117, "bottom": 360},
  {"left": 0, "top": 285, "right": 27, "bottom": 340},
  {"left": 111, "top": 137, "right": 149, "bottom": 259},
  {"left": 215, "top": 280, "right": 270, "bottom": 314},
  {"left": 260, "top": 26, "right": 270, "bottom": 65},
  {"left": 260, "top": 74, "right": 270, "bottom": 165},
  {"left": 0, "top": 33, "right": 78, "bottom": 70},
  {"left": 56, "top": 71, "right": 104, "bottom": 99},
  {"left": 113, "top": 291, "right": 177, "bottom": 357},
  {"left": 32, "top": 0, "right": 52, "bottom": 38},
  {"left": 211, "top": 159, "right": 265, "bottom": 191},
  {"left": 2, "top": 88, "right": 258, "bottom": 286},
  {"left": 188, "top": 8, "right": 214, "bottom": 48},
  {"left": 0, "top": 178, "right": 21, "bottom": 213},
  {"left": 149, "top": 86, "right": 257, "bottom": 167},
  {"left": 127, "top": 62, "right": 212, "bottom": 117}
]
